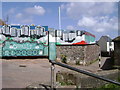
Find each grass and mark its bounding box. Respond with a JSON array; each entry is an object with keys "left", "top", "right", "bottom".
[
  {"left": 101, "top": 83, "right": 120, "bottom": 88},
  {"left": 60, "top": 81, "right": 74, "bottom": 86},
  {"left": 91, "top": 77, "right": 120, "bottom": 89},
  {"left": 100, "top": 77, "right": 120, "bottom": 89}
]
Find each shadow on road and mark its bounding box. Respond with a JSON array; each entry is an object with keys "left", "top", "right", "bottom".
[{"left": 101, "top": 57, "right": 114, "bottom": 70}]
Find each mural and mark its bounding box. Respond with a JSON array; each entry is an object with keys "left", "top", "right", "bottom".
[
  {"left": 0, "top": 25, "right": 56, "bottom": 60},
  {"left": 55, "top": 30, "right": 96, "bottom": 45},
  {"left": 0, "top": 25, "right": 95, "bottom": 58}
]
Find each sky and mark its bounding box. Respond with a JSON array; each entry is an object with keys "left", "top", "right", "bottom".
[{"left": 2, "top": 1, "right": 119, "bottom": 40}]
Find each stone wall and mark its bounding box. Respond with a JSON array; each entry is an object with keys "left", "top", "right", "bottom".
[
  {"left": 56, "top": 69, "right": 120, "bottom": 88},
  {"left": 56, "top": 44, "right": 100, "bottom": 65}
]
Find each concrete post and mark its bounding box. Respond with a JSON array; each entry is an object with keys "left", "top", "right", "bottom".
[{"left": 51, "top": 63, "right": 55, "bottom": 89}]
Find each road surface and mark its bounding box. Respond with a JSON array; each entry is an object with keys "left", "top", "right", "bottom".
[{"left": 2, "top": 57, "right": 111, "bottom": 88}]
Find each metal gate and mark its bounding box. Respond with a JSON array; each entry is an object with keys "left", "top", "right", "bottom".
[
  {"left": 1, "top": 36, "right": 56, "bottom": 61},
  {"left": 0, "top": 25, "right": 56, "bottom": 61}
]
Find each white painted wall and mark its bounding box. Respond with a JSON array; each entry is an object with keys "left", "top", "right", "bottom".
[{"left": 107, "top": 42, "right": 114, "bottom": 52}]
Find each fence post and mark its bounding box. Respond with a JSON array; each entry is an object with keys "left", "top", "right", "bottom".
[
  {"left": 98, "top": 53, "right": 101, "bottom": 68},
  {"left": 51, "top": 63, "right": 55, "bottom": 89}
]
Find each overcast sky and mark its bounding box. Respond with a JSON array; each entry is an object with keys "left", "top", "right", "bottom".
[{"left": 2, "top": 2, "right": 119, "bottom": 40}]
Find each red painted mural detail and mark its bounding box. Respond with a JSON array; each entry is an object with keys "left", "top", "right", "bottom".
[
  {"left": 72, "top": 40, "right": 87, "bottom": 45},
  {"left": 84, "top": 32, "right": 95, "bottom": 37}
]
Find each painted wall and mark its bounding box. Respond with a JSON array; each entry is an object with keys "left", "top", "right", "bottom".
[{"left": 107, "top": 42, "right": 114, "bottom": 52}]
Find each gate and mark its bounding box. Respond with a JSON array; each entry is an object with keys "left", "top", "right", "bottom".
[{"left": 0, "top": 25, "right": 56, "bottom": 61}]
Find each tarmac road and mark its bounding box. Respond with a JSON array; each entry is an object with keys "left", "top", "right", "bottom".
[
  {"left": 2, "top": 58, "right": 56, "bottom": 88},
  {"left": 2, "top": 57, "right": 110, "bottom": 88}
]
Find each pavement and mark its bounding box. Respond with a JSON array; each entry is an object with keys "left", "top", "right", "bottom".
[
  {"left": 63, "top": 57, "right": 111, "bottom": 73},
  {"left": 1, "top": 57, "right": 112, "bottom": 88}
]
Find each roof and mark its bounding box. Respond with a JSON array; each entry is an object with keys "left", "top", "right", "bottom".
[
  {"left": 113, "top": 36, "right": 120, "bottom": 42},
  {"left": 99, "top": 36, "right": 112, "bottom": 42}
]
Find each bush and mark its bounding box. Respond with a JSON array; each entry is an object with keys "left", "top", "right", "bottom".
[
  {"left": 61, "top": 54, "right": 67, "bottom": 64},
  {"left": 76, "top": 61, "right": 80, "bottom": 65}
]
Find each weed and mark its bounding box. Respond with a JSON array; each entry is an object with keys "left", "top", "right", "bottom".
[
  {"left": 60, "top": 54, "right": 67, "bottom": 64},
  {"left": 76, "top": 61, "right": 80, "bottom": 65}
]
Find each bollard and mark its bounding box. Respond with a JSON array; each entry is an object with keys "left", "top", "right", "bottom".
[{"left": 98, "top": 53, "right": 101, "bottom": 69}]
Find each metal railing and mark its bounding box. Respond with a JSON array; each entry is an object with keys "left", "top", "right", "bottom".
[{"left": 50, "top": 60, "right": 120, "bottom": 88}]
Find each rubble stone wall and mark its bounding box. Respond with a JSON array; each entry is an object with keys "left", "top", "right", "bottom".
[{"left": 56, "top": 44, "right": 100, "bottom": 65}]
